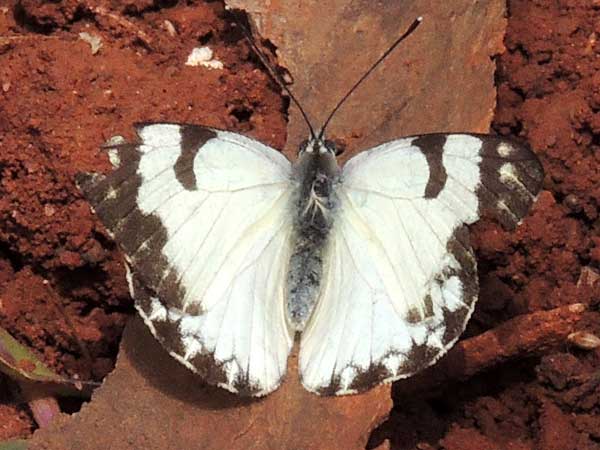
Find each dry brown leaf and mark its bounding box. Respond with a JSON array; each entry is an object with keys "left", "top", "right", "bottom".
[{"left": 227, "top": 0, "right": 507, "bottom": 158}]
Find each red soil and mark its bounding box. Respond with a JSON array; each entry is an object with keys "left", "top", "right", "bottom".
[{"left": 0, "top": 0, "right": 598, "bottom": 448}]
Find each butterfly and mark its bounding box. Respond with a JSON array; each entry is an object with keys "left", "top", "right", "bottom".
[{"left": 76, "top": 18, "right": 544, "bottom": 396}]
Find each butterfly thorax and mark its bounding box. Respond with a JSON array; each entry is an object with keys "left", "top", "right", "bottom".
[{"left": 286, "top": 139, "right": 340, "bottom": 331}]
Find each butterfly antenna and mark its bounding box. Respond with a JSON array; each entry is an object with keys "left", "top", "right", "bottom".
[
  {"left": 230, "top": 11, "right": 318, "bottom": 140},
  {"left": 317, "top": 16, "right": 423, "bottom": 141}
]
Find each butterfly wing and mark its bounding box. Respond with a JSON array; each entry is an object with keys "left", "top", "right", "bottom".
[
  {"left": 299, "top": 134, "right": 544, "bottom": 395},
  {"left": 78, "top": 123, "right": 295, "bottom": 396}
]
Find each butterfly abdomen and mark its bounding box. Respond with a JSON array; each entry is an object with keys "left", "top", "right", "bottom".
[{"left": 286, "top": 143, "right": 340, "bottom": 331}]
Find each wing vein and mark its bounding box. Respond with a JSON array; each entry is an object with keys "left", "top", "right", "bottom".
[
  {"left": 136, "top": 192, "right": 210, "bottom": 259},
  {"left": 392, "top": 199, "right": 429, "bottom": 287},
  {"left": 197, "top": 192, "right": 289, "bottom": 305},
  {"left": 407, "top": 199, "right": 448, "bottom": 253},
  {"left": 178, "top": 195, "right": 232, "bottom": 306},
  {"left": 341, "top": 190, "right": 413, "bottom": 312},
  {"left": 339, "top": 186, "right": 412, "bottom": 200}
]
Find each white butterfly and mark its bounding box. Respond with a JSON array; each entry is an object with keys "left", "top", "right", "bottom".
[
  {"left": 77, "top": 18, "right": 544, "bottom": 396},
  {"left": 78, "top": 123, "right": 543, "bottom": 396}
]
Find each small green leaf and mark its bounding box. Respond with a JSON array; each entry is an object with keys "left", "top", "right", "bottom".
[
  {"left": 0, "top": 327, "right": 96, "bottom": 399},
  {"left": 0, "top": 327, "right": 63, "bottom": 383},
  {"left": 0, "top": 439, "right": 28, "bottom": 450}
]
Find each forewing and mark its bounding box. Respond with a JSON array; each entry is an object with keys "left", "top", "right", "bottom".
[
  {"left": 299, "top": 134, "right": 543, "bottom": 395},
  {"left": 77, "top": 123, "right": 295, "bottom": 396}
]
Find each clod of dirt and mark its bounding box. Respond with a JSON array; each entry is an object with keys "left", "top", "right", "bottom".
[
  {"left": 0, "top": 404, "right": 32, "bottom": 441},
  {"left": 440, "top": 425, "right": 506, "bottom": 450},
  {"left": 537, "top": 402, "right": 580, "bottom": 450}
]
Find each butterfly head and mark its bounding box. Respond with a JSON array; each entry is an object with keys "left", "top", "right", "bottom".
[
  {"left": 294, "top": 136, "right": 341, "bottom": 184},
  {"left": 298, "top": 138, "right": 338, "bottom": 157}
]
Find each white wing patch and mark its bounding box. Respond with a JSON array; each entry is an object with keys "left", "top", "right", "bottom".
[
  {"left": 299, "top": 134, "right": 543, "bottom": 394},
  {"left": 78, "top": 123, "right": 295, "bottom": 396}
]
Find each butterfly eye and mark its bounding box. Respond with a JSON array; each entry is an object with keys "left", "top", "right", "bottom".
[
  {"left": 298, "top": 139, "right": 310, "bottom": 155},
  {"left": 321, "top": 140, "right": 334, "bottom": 154}
]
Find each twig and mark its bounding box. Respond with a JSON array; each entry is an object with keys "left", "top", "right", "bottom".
[{"left": 395, "top": 303, "right": 587, "bottom": 396}]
